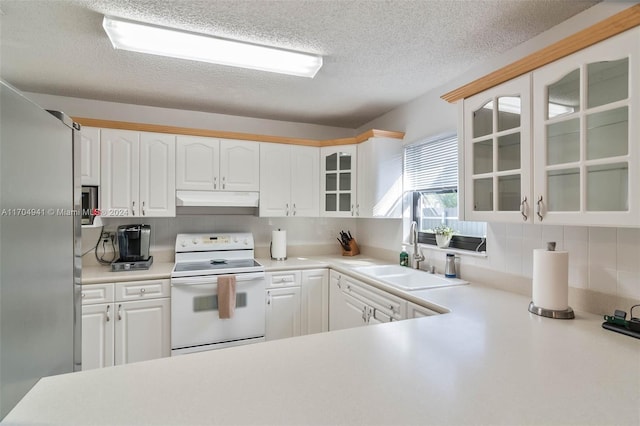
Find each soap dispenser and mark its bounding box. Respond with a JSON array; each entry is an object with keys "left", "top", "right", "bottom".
[
  {"left": 445, "top": 253, "right": 456, "bottom": 278},
  {"left": 400, "top": 246, "right": 409, "bottom": 267}
]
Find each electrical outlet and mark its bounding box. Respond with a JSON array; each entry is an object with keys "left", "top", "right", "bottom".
[{"left": 101, "top": 231, "right": 114, "bottom": 242}]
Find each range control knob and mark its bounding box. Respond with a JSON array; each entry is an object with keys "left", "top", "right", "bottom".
[
  {"left": 233, "top": 237, "right": 239, "bottom": 243},
  {"left": 244, "top": 239, "right": 248, "bottom": 245}
]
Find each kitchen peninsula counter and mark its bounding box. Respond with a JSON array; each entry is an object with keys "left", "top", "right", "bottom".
[{"left": 16, "top": 258, "right": 639, "bottom": 425}]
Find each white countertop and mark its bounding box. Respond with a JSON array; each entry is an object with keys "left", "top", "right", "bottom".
[{"left": 9, "top": 257, "right": 640, "bottom": 425}]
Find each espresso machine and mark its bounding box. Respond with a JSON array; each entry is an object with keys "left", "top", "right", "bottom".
[{"left": 111, "top": 224, "right": 153, "bottom": 271}]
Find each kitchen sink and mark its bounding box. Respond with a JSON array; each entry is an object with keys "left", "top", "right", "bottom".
[{"left": 353, "top": 264, "right": 468, "bottom": 291}]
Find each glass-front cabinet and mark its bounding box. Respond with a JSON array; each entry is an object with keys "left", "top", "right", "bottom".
[
  {"left": 320, "top": 145, "right": 357, "bottom": 217},
  {"left": 532, "top": 28, "right": 639, "bottom": 226},
  {"left": 463, "top": 75, "right": 532, "bottom": 222}
]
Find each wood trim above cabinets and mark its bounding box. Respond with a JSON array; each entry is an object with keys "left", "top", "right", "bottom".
[
  {"left": 72, "top": 117, "right": 405, "bottom": 147},
  {"left": 441, "top": 3, "right": 640, "bottom": 103}
]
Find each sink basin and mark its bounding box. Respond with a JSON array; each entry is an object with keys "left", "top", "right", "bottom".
[{"left": 354, "top": 264, "right": 468, "bottom": 291}]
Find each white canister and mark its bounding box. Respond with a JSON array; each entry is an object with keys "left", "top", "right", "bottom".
[{"left": 270, "top": 229, "right": 287, "bottom": 260}]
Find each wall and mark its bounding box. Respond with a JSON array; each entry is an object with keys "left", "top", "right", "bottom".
[
  {"left": 83, "top": 216, "right": 358, "bottom": 264},
  {"left": 355, "top": 1, "right": 640, "bottom": 312},
  {"left": 25, "top": 92, "right": 355, "bottom": 141}
]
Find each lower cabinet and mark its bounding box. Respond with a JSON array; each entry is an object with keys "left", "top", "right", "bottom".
[
  {"left": 81, "top": 279, "right": 170, "bottom": 370},
  {"left": 329, "top": 270, "right": 438, "bottom": 331},
  {"left": 406, "top": 301, "right": 439, "bottom": 318},
  {"left": 329, "top": 271, "right": 405, "bottom": 330},
  {"left": 265, "top": 269, "right": 329, "bottom": 341}
]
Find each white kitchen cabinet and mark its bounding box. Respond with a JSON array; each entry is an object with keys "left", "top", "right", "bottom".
[
  {"left": 265, "top": 271, "right": 302, "bottom": 341},
  {"left": 532, "top": 28, "right": 639, "bottom": 226},
  {"left": 320, "top": 145, "right": 357, "bottom": 217},
  {"left": 356, "top": 137, "right": 403, "bottom": 218},
  {"left": 176, "top": 136, "right": 220, "bottom": 190},
  {"left": 81, "top": 280, "right": 171, "bottom": 371},
  {"left": 81, "top": 302, "right": 114, "bottom": 370},
  {"left": 301, "top": 269, "right": 329, "bottom": 334},
  {"left": 260, "top": 143, "right": 319, "bottom": 217},
  {"left": 176, "top": 136, "right": 259, "bottom": 192},
  {"left": 329, "top": 271, "right": 368, "bottom": 331},
  {"left": 114, "top": 297, "right": 171, "bottom": 365},
  {"left": 80, "top": 126, "right": 100, "bottom": 186},
  {"left": 462, "top": 74, "right": 532, "bottom": 223},
  {"left": 100, "top": 129, "right": 175, "bottom": 217},
  {"left": 460, "top": 27, "right": 640, "bottom": 227},
  {"left": 328, "top": 271, "right": 406, "bottom": 331},
  {"left": 406, "top": 302, "right": 439, "bottom": 319}
]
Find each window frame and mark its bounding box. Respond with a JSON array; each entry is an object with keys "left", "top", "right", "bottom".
[{"left": 405, "top": 134, "right": 487, "bottom": 254}]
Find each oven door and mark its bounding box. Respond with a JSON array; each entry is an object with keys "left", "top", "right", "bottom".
[{"left": 171, "top": 272, "right": 266, "bottom": 354}]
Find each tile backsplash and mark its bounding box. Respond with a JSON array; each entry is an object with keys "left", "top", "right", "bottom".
[{"left": 476, "top": 223, "right": 640, "bottom": 300}]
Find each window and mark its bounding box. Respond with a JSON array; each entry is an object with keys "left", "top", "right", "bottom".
[{"left": 404, "top": 134, "right": 486, "bottom": 252}]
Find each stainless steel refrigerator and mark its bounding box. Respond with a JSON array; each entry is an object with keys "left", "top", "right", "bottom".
[{"left": 0, "top": 81, "right": 82, "bottom": 419}]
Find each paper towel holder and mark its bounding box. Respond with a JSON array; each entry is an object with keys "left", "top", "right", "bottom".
[
  {"left": 528, "top": 302, "right": 574, "bottom": 319},
  {"left": 528, "top": 241, "right": 574, "bottom": 319}
]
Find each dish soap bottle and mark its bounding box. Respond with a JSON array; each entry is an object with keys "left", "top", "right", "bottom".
[{"left": 400, "top": 246, "right": 409, "bottom": 267}]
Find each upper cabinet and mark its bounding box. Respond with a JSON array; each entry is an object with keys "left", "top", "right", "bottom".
[
  {"left": 101, "top": 129, "right": 175, "bottom": 217},
  {"left": 320, "top": 145, "right": 357, "bottom": 217},
  {"left": 80, "top": 126, "right": 100, "bottom": 186},
  {"left": 532, "top": 28, "right": 639, "bottom": 226},
  {"left": 176, "top": 136, "right": 259, "bottom": 192},
  {"left": 260, "top": 143, "right": 319, "bottom": 217},
  {"left": 356, "top": 137, "right": 403, "bottom": 219},
  {"left": 463, "top": 75, "right": 532, "bottom": 223},
  {"left": 460, "top": 27, "right": 639, "bottom": 227}
]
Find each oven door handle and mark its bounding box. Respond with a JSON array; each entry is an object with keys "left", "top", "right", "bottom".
[{"left": 171, "top": 272, "right": 265, "bottom": 286}]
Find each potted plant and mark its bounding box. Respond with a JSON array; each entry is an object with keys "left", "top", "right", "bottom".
[{"left": 432, "top": 225, "right": 455, "bottom": 248}]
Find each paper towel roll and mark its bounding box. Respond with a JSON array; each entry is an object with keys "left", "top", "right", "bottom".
[
  {"left": 532, "top": 249, "right": 569, "bottom": 311},
  {"left": 271, "top": 229, "right": 287, "bottom": 260}
]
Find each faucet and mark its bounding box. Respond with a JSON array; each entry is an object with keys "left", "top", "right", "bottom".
[{"left": 409, "top": 221, "right": 426, "bottom": 269}]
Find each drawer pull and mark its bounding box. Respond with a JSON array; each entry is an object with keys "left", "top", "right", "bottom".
[{"left": 140, "top": 288, "right": 146, "bottom": 294}]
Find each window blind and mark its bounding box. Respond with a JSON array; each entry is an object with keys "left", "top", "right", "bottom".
[{"left": 404, "top": 134, "right": 458, "bottom": 191}]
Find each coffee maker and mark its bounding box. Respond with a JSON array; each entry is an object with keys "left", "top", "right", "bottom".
[{"left": 111, "top": 224, "right": 153, "bottom": 271}]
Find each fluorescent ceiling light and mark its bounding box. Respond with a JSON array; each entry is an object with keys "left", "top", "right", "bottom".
[{"left": 102, "top": 16, "right": 323, "bottom": 78}]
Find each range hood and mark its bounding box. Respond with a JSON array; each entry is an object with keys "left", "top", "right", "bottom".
[{"left": 176, "top": 191, "right": 259, "bottom": 215}]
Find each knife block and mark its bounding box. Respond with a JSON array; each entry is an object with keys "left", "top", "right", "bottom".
[{"left": 341, "top": 239, "right": 360, "bottom": 256}]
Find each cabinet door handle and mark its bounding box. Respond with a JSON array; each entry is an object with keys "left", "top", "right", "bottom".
[
  {"left": 132, "top": 201, "right": 135, "bottom": 216},
  {"left": 267, "top": 291, "right": 271, "bottom": 305},
  {"left": 117, "top": 304, "right": 122, "bottom": 321},
  {"left": 356, "top": 204, "right": 359, "bottom": 216},
  {"left": 336, "top": 277, "right": 341, "bottom": 289},
  {"left": 214, "top": 176, "right": 217, "bottom": 190},
  {"left": 286, "top": 203, "right": 289, "bottom": 216},
  {"left": 536, "top": 196, "right": 544, "bottom": 222},
  {"left": 351, "top": 204, "right": 355, "bottom": 216},
  {"left": 293, "top": 203, "right": 296, "bottom": 216},
  {"left": 142, "top": 201, "right": 146, "bottom": 216},
  {"left": 106, "top": 304, "right": 110, "bottom": 322},
  {"left": 520, "top": 197, "right": 528, "bottom": 221},
  {"left": 362, "top": 306, "right": 367, "bottom": 323},
  {"left": 222, "top": 176, "right": 226, "bottom": 190}
]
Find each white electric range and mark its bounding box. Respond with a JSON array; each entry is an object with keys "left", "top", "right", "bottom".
[{"left": 170, "top": 233, "right": 266, "bottom": 355}]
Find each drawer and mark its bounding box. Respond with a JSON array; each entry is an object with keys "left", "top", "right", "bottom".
[
  {"left": 266, "top": 271, "right": 301, "bottom": 288},
  {"left": 115, "top": 279, "right": 170, "bottom": 301},
  {"left": 343, "top": 277, "right": 405, "bottom": 320},
  {"left": 81, "top": 283, "right": 114, "bottom": 305}
]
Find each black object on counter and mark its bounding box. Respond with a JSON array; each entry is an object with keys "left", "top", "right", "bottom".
[{"left": 602, "top": 304, "right": 640, "bottom": 340}]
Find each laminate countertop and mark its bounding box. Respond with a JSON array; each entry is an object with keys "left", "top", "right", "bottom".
[{"left": 7, "top": 257, "right": 640, "bottom": 425}]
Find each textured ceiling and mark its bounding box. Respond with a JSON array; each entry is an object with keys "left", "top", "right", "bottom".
[{"left": 0, "top": 0, "right": 599, "bottom": 128}]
